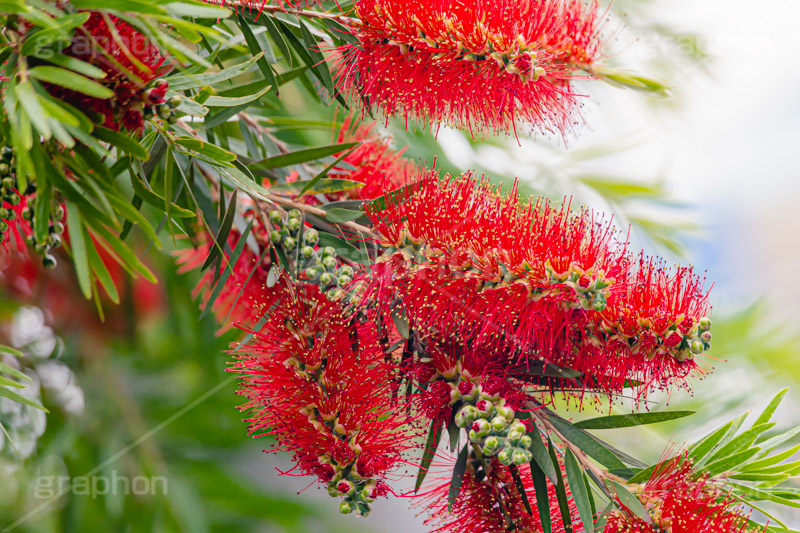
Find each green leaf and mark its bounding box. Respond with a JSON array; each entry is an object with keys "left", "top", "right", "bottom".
[
  {"left": 237, "top": 15, "right": 279, "bottom": 95},
  {"left": 625, "top": 464, "right": 657, "bottom": 485},
  {"left": 547, "top": 416, "right": 626, "bottom": 470},
  {"left": 754, "top": 426, "right": 800, "bottom": 459},
  {"left": 247, "top": 142, "right": 358, "bottom": 171},
  {"left": 706, "top": 423, "right": 775, "bottom": 464},
  {"left": 28, "top": 66, "right": 114, "bottom": 99},
  {"left": 203, "top": 85, "right": 272, "bottom": 107},
  {"left": 0, "top": 362, "right": 32, "bottom": 382},
  {"left": 84, "top": 232, "right": 120, "bottom": 304},
  {"left": 368, "top": 180, "right": 418, "bottom": 212},
  {"left": 754, "top": 388, "right": 789, "bottom": 427},
  {"left": 321, "top": 208, "right": 364, "bottom": 223},
  {"left": 530, "top": 452, "right": 552, "bottom": 533},
  {"left": 513, "top": 361, "right": 582, "bottom": 379},
  {"left": 15, "top": 80, "right": 51, "bottom": 139},
  {"left": 574, "top": 411, "right": 695, "bottom": 430},
  {"left": 565, "top": 450, "right": 595, "bottom": 532},
  {"left": 742, "top": 444, "right": 800, "bottom": 473},
  {"left": 701, "top": 448, "right": 762, "bottom": 477},
  {"left": 298, "top": 144, "right": 360, "bottom": 197},
  {"left": 164, "top": 1, "right": 230, "bottom": 18},
  {"left": 0, "top": 376, "right": 25, "bottom": 389},
  {"left": 447, "top": 444, "right": 468, "bottom": 511},
  {"left": 175, "top": 137, "right": 237, "bottom": 162},
  {"left": 130, "top": 172, "right": 196, "bottom": 218},
  {"left": 66, "top": 203, "right": 92, "bottom": 299},
  {"left": 415, "top": 423, "right": 442, "bottom": 492},
  {"left": 201, "top": 189, "right": 237, "bottom": 272},
  {"left": 549, "top": 438, "right": 574, "bottom": 533},
  {"left": 0, "top": 386, "right": 48, "bottom": 413},
  {"left": 689, "top": 418, "right": 739, "bottom": 462},
  {"left": 529, "top": 429, "right": 558, "bottom": 484},
  {"left": 200, "top": 219, "right": 253, "bottom": 320},
  {"left": 608, "top": 480, "right": 652, "bottom": 524},
  {"left": 509, "top": 464, "right": 533, "bottom": 516},
  {"left": 38, "top": 54, "right": 106, "bottom": 79},
  {"left": 0, "top": 345, "right": 24, "bottom": 358},
  {"left": 85, "top": 220, "right": 157, "bottom": 283},
  {"left": 169, "top": 52, "right": 264, "bottom": 91},
  {"left": 269, "top": 179, "right": 363, "bottom": 196},
  {"left": 93, "top": 127, "right": 149, "bottom": 160},
  {"left": 728, "top": 482, "right": 800, "bottom": 509}
]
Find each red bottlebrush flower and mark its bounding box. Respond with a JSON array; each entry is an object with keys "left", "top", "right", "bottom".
[
  {"left": 329, "top": 117, "right": 414, "bottom": 200},
  {"left": 420, "top": 454, "right": 580, "bottom": 533},
  {"left": 332, "top": 0, "right": 608, "bottom": 137},
  {"left": 359, "top": 168, "right": 713, "bottom": 396},
  {"left": 604, "top": 454, "right": 758, "bottom": 533},
  {"left": 49, "top": 13, "right": 170, "bottom": 131},
  {"left": 231, "top": 284, "right": 413, "bottom": 516}
]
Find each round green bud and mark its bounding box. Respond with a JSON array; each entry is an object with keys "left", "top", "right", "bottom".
[
  {"left": 167, "top": 114, "right": 178, "bottom": 125},
  {"left": 35, "top": 242, "right": 47, "bottom": 254},
  {"left": 698, "top": 317, "right": 712, "bottom": 330},
  {"left": 286, "top": 217, "right": 301, "bottom": 232},
  {"left": 360, "top": 487, "right": 376, "bottom": 503},
  {"left": 0, "top": 146, "right": 12, "bottom": 159},
  {"left": 270, "top": 230, "right": 283, "bottom": 243},
  {"left": 305, "top": 267, "right": 320, "bottom": 279},
  {"left": 320, "top": 272, "right": 334, "bottom": 286},
  {"left": 322, "top": 246, "right": 336, "bottom": 257},
  {"left": 0, "top": 220, "right": 7, "bottom": 232},
  {"left": 512, "top": 449, "right": 530, "bottom": 465},
  {"left": 52, "top": 221, "right": 65, "bottom": 234},
  {"left": 490, "top": 416, "right": 508, "bottom": 432},
  {"left": 283, "top": 236, "right": 297, "bottom": 250},
  {"left": 592, "top": 294, "right": 608, "bottom": 311},
  {"left": 455, "top": 405, "right": 478, "bottom": 429},
  {"left": 468, "top": 429, "right": 481, "bottom": 443},
  {"left": 42, "top": 254, "right": 57, "bottom": 269},
  {"left": 158, "top": 104, "right": 171, "bottom": 119},
  {"left": 356, "top": 502, "right": 372, "bottom": 518},
  {"left": 301, "top": 245, "right": 315, "bottom": 259},
  {"left": 496, "top": 406, "right": 514, "bottom": 420},
  {"left": 518, "top": 435, "right": 533, "bottom": 450},
  {"left": 1, "top": 177, "right": 13, "bottom": 188},
  {"left": 303, "top": 228, "right": 319, "bottom": 244},
  {"left": 690, "top": 340, "right": 704, "bottom": 354},
  {"left": 288, "top": 209, "right": 302, "bottom": 220},
  {"left": 143, "top": 107, "right": 155, "bottom": 121},
  {"left": 337, "top": 274, "right": 352, "bottom": 286},
  {"left": 47, "top": 233, "right": 62, "bottom": 248},
  {"left": 701, "top": 331, "right": 712, "bottom": 343},
  {"left": 322, "top": 256, "right": 337, "bottom": 269},
  {"left": 327, "top": 288, "right": 344, "bottom": 301},
  {"left": 509, "top": 421, "right": 526, "bottom": 435},
  {"left": 449, "top": 388, "right": 462, "bottom": 404},
  {"left": 168, "top": 95, "right": 182, "bottom": 108},
  {"left": 4, "top": 208, "right": 13, "bottom": 221},
  {"left": 25, "top": 235, "right": 34, "bottom": 246},
  {"left": 327, "top": 483, "right": 341, "bottom": 498},
  {"left": 473, "top": 418, "right": 491, "bottom": 437},
  {"left": 21, "top": 206, "right": 32, "bottom": 220},
  {"left": 483, "top": 436, "right": 500, "bottom": 450},
  {"left": 339, "top": 265, "right": 354, "bottom": 278},
  {"left": 0, "top": 208, "right": 9, "bottom": 219},
  {"left": 6, "top": 194, "right": 19, "bottom": 206},
  {"left": 339, "top": 501, "right": 355, "bottom": 515},
  {"left": 51, "top": 204, "right": 64, "bottom": 220},
  {"left": 498, "top": 447, "right": 514, "bottom": 466},
  {"left": 0, "top": 164, "right": 9, "bottom": 176}
]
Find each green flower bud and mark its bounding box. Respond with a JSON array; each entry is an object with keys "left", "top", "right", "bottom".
[
  {"left": 339, "top": 501, "right": 355, "bottom": 515},
  {"left": 512, "top": 449, "right": 530, "bottom": 465},
  {"left": 47, "top": 233, "right": 61, "bottom": 248},
  {"left": 469, "top": 429, "right": 481, "bottom": 443},
  {"left": 322, "top": 246, "right": 336, "bottom": 257},
  {"left": 0, "top": 220, "right": 8, "bottom": 232},
  {"left": 701, "top": 331, "right": 712, "bottom": 343},
  {"left": 592, "top": 293, "right": 608, "bottom": 311},
  {"left": 320, "top": 272, "right": 334, "bottom": 286},
  {"left": 509, "top": 421, "right": 526, "bottom": 435},
  {"left": 21, "top": 206, "right": 32, "bottom": 220},
  {"left": 327, "top": 483, "right": 340, "bottom": 498},
  {"left": 269, "top": 210, "right": 283, "bottom": 224},
  {"left": 52, "top": 221, "right": 64, "bottom": 235},
  {"left": 42, "top": 254, "right": 57, "bottom": 269},
  {"left": 302, "top": 245, "right": 315, "bottom": 259},
  {"left": 286, "top": 217, "right": 301, "bottom": 232},
  {"left": 473, "top": 418, "right": 491, "bottom": 437},
  {"left": 449, "top": 387, "right": 462, "bottom": 403},
  {"left": 335, "top": 480, "right": 355, "bottom": 497},
  {"left": 270, "top": 230, "right": 283, "bottom": 243},
  {"left": 167, "top": 114, "right": 178, "bottom": 124},
  {"left": 698, "top": 317, "right": 712, "bottom": 330},
  {"left": 1, "top": 176, "right": 12, "bottom": 187},
  {"left": 455, "top": 405, "right": 478, "bottom": 429},
  {"left": 497, "top": 405, "right": 514, "bottom": 420},
  {"left": 690, "top": 340, "right": 704, "bottom": 354},
  {"left": 0, "top": 208, "right": 9, "bottom": 219},
  {"left": 356, "top": 502, "right": 372, "bottom": 518},
  {"left": 288, "top": 209, "right": 302, "bottom": 220},
  {"left": 518, "top": 435, "right": 533, "bottom": 450},
  {"left": 0, "top": 164, "right": 9, "bottom": 177},
  {"left": 158, "top": 104, "right": 171, "bottom": 119},
  {"left": 337, "top": 275, "right": 352, "bottom": 286},
  {"left": 483, "top": 436, "right": 500, "bottom": 450},
  {"left": 360, "top": 487, "right": 376, "bottom": 503},
  {"left": 283, "top": 236, "right": 297, "bottom": 250},
  {"left": 303, "top": 228, "right": 319, "bottom": 244},
  {"left": 327, "top": 288, "right": 344, "bottom": 301},
  {"left": 51, "top": 203, "right": 63, "bottom": 219},
  {"left": 322, "top": 256, "right": 337, "bottom": 269},
  {"left": 491, "top": 416, "right": 508, "bottom": 432},
  {"left": 339, "top": 265, "right": 354, "bottom": 277},
  {"left": 475, "top": 399, "right": 493, "bottom": 418},
  {"left": 7, "top": 194, "right": 19, "bottom": 206},
  {"left": 498, "top": 447, "right": 513, "bottom": 466},
  {"left": 168, "top": 95, "right": 182, "bottom": 108}
]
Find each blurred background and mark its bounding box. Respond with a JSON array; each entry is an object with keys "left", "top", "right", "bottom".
[{"left": 2, "top": 0, "right": 800, "bottom": 531}]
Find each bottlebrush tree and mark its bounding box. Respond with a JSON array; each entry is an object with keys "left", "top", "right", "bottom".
[{"left": 0, "top": 1, "right": 798, "bottom": 532}]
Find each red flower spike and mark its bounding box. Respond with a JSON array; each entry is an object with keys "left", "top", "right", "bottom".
[
  {"left": 420, "top": 454, "right": 581, "bottom": 533},
  {"left": 360, "top": 168, "right": 713, "bottom": 396},
  {"left": 230, "top": 283, "right": 413, "bottom": 515},
  {"left": 332, "top": 0, "right": 608, "bottom": 137},
  {"left": 329, "top": 117, "right": 414, "bottom": 200},
  {"left": 49, "top": 13, "right": 169, "bottom": 132},
  {"left": 604, "top": 454, "right": 760, "bottom": 533}
]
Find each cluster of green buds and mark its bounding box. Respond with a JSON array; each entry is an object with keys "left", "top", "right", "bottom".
[
  {"left": 21, "top": 192, "right": 65, "bottom": 269},
  {"left": 544, "top": 260, "right": 613, "bottom": 312},
  {"left": 454, "top": 386, "right": 533, "bottom": 467},
  {"left": 269, "top": 209, "right": 352, "bottom": 300},
  {"left": 0, "top": 146, "right": 21, "bottom": 241},
  {"left": 319, "top": 455, "right": 379, "bottom": 518},
  {"left": 670, "top": 316, "right": 712, "bottom": 363},
  {"left": 141, "top": 80, "right": 182, "bottom": 125}
]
